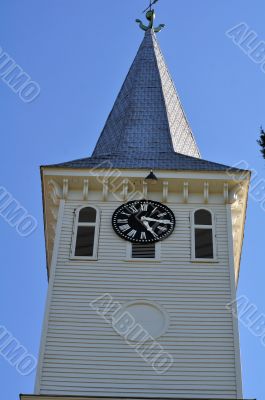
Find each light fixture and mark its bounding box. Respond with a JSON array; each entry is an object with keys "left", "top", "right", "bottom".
[{"left": 145, "top": 170, "right": 158, "bottom": 183}]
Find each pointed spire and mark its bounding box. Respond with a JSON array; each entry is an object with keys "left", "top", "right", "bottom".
[
  {"left": 50, "top": 17, "right": 238, "bottom": 172},
  {"left": 92, "top": 29, "right": 200, "bottom": 160}
]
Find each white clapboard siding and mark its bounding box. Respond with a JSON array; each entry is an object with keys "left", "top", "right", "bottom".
[{"left": 38, "top": 200, "right": 239, "bottom": 399}]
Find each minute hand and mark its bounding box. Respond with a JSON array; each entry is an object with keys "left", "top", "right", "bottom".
[{"left": 142, "top": 217, "right": 173, "bottom": 225}]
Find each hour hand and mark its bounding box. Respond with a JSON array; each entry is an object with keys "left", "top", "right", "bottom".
[{"left": 141, "top": 217, "right": 173, "bottom": 225}]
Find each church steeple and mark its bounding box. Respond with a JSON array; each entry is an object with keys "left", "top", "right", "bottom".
[
  {"left": 92, "top": 29, "right": 200, "bottom": 160},
  {"left": 32, "top": 5, "right": 251, "bottom": 400}
]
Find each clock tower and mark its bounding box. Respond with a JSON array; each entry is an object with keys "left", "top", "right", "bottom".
[{"left": 21, "top": 5, "right": 250, "bottom": 400}]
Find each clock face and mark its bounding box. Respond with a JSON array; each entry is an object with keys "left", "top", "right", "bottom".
[{"left": 112, "top": 200, "right": 175, "bottom": 243}]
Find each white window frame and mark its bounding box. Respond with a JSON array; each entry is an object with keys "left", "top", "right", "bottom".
[
  {"left": 125, "top": 242, "right": 161, "bottom": 262},
  {"left": 70, "top": 205, "right": 100, "bottom": 261},
  {"left": 191, "top": 208, "right": 217, "bottom": 263}
]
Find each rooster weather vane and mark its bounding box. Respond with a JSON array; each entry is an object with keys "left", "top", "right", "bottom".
[{"left": 136, "top": 0, "right": 165, "bottom": 33}]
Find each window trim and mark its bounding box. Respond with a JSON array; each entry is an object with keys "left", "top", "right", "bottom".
[
  {"left": 70, "top": 205, "right": 100, "bottom": 261},
  {"left": 125, "top": 242, "right": 161, "bottom": 263},
  {"left": 191, "top": 208, "right": 218, "bottom": 263}
]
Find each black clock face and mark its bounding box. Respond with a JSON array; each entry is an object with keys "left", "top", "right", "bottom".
[{"left": 112, "top": 200, "right": 175, "bottom": 243}]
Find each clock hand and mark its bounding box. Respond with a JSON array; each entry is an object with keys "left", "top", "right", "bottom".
[
  {"left": 141, "top": 217, "right": 173, "bottom": 225},
  {"left": 142, "top": 220, "right": 158, "bottom": 238}
]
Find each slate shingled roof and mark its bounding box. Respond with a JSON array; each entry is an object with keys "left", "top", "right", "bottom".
[
  {"left": 51, "top": 153, "right": 238, "bottom": 172},
  {"left": 92, "top": 29, "right": 200, "bottom": 159},
  {"left": 47, "top": 29, "right": 242, "bottom": 173}
]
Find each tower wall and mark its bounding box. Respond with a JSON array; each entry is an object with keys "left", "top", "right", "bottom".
[{"left": 35, "top": 191, "right": 242, "bottom": 399}]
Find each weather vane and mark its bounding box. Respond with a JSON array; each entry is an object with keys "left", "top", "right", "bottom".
[
  {"left": 143, "top": 0, "right": 159, "bottom": 13},
  {"left": 136, "top": 0, "right": 165, "bottom": 33}
]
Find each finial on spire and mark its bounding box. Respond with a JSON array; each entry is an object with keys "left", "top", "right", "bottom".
[{"left": 136, "top": 0, "right": 165, "bottom": 33}]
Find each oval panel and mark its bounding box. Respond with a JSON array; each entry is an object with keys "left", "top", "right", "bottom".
[{"left": 118, "top": 300, "right": 169, "bottom": 340}]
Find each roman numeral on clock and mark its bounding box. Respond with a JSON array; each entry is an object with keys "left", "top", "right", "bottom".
[
  {"left": 158, "top": 226, "right": 167, "bottom": 233},
  {"left": 119, "top": 224, "right": 131, "bottom": 232},
  {"left": 128, "top": 205, "right": 138, "bottom": 213},
  {"left": 157, "top": 212, "right": 167, "bottom": 218},
  {"left": 127, "top": 229, "right": 137, "bottom": 238},
  {"left": 121, "top": 211, "right": 131, "bottom": 217},
  {"left": 141, "top": 232, "right": 147, "bottom": 240},
  {"left": 140, "top": 203, "right": 148, "bottom": 212},
  {"left": 117, "top": 219, "right": 128, "bottom": 224}
]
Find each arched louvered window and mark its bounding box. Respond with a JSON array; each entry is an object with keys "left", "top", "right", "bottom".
[
  {"left": 192, "top": 209, "right": 216, "bottom": 260},
  {"left": 71, "top": 206, "right": 100, "bottom": 259}
]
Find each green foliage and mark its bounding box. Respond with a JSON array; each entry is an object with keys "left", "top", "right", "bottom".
[{"left": 257, "top": 127, "right": 265, "bottom": 160}]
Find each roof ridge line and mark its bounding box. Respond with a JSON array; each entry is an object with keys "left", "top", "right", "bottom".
[{"left": 151, "top": 31, "right": 201, "bottom": 158}]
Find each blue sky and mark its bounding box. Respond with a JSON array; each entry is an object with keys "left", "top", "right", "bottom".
[{"left": 0, "top": 0, "right": 264, "bottom": 399}]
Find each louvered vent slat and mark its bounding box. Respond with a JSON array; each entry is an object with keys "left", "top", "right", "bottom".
[{"left": 132, "top": 243, "right": 156, "bottom": 259}]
